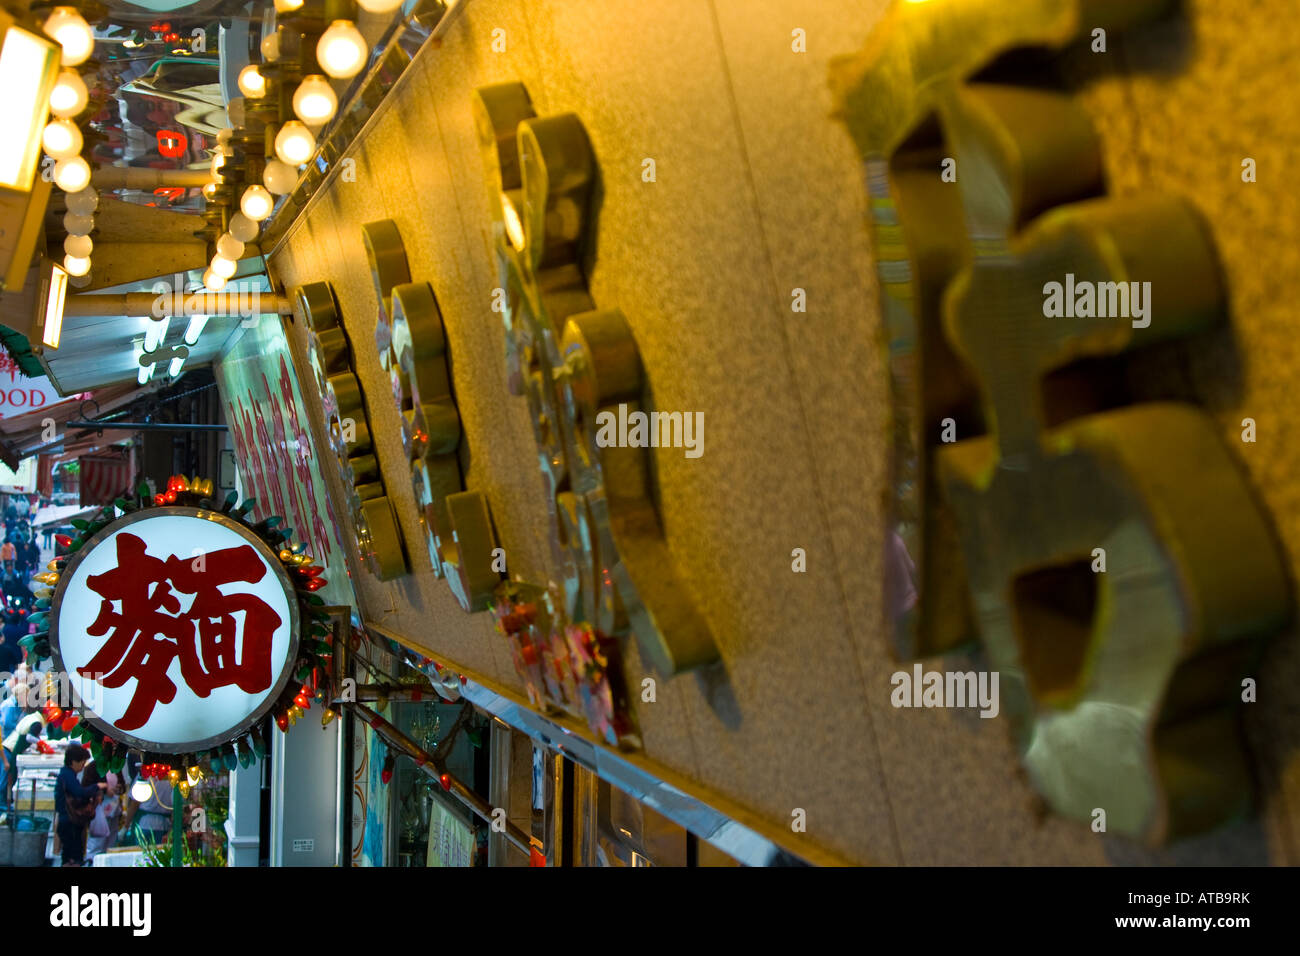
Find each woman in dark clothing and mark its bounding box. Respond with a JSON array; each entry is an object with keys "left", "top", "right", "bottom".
[{"left": 55, "top": 744, "right": 106, "bottom": 867}]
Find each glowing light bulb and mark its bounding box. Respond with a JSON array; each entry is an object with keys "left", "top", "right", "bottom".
[
  {"left": 42, "top": 119, "right": 82, "bottom": 160},
  {"left": 274, "top": 121, "right": 315, "bottom": 166},
  {"left": 168, "top": 355, "right": 184, "bottom": 377},
  {"left": 62, "top": 254, "right": 89, "bottom": 277},
  {"left": 262, "top": 159, "right": 297, "bottom": 195},
  {"left": 65, "top": 186, "right": 97, "bottom": 215},
  {"left": 240, "top": 184, "right": 273, "bottom": 221},
  {"left": 227, "top": 212, "right": 259, "bottom": 243},
  {"left": 317, "top": 21, "right": 367, "bottom": 79},
  {"left": 202, "top": 268, "right": 226, "bottom": 291},
  {"left": 129, "top": 779, "right": 152, "bottom": 803},
  {"left": 292, "top": 75, "right": 338, "bottom": 126},
  {"left": 54, "top": 157, "right": 91, "bottom": 193},
  {"left": 48, "top": 70, "right": 88, "bottom": 118},
  {"left": 210, "top": 255, "right": 238, "bottom": 279},
  {"left": 63, "top": 234, "right": 91, "bottom": 257},
  {"left": 237, "top": 64, "right": 266, "bottom": 99},
  {"left": 43, "top": 7, "right": 94, "bottom": 67},
  {"left": 210, "top": 150, "right": 226, "bottom": 178},
  {"left": 216, "top": 233, "right": 244, "bottom": 260},
  {"left": 260, "top": 31, "right": 280, "bottom": 62},
  {"left": 62, "top": 212, "right": 92, "bottom": 237}
]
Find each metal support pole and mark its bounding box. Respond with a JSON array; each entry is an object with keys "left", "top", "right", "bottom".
[
  {"left": 171, "top": 782, "right": 183, "bottom": 867},
  {"left": 91, "top": 168, "right": 213, "bottom": 190},
  {"left": 339, "top": 684, "right": 434, "bottom": 703},
  {"left": 487, "top": 719, "right": 511, "bottom": 867},
  {"left": 61, "top": 292, "right": 292, "bottom": 318},
  {"left": 347, "top": 701, "right": 533, "bottom": 856},
  {"left": 64, "top": 421, "right": 228, "bottom": 433}
]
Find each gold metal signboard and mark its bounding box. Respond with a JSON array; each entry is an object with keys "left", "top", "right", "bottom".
[{"left": 832, "top": 0, "right": 1290, "bottom": 841}]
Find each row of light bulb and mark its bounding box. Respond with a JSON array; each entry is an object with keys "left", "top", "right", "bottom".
[
  {"left": 60, "top": 186, "right": 97, "bottom": 278},
  {"left": 252, "top": 15, "right": 374, "bottom": 84},
  {"left": 42, "top": 7, "right": 98, "bottom": 281},
  {"left": 42, "top": 7, "right": 94, "bottom": 193},
  {"left": 206, "top": 126, "right": 253, "bottom": 288},
  {"left": 215, "top": 12, "right": 386, "bottom": 282}
]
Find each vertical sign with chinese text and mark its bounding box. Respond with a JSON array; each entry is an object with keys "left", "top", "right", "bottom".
[{"left": 213, "top": 320, "right": 355, "bottom": 610}]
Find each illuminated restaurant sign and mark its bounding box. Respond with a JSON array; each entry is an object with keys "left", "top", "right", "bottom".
[
  {"left": 30, "top": 478, "right": 335, "bottom": 772},
  {"left": 52, "top": 509, "right": 296, "bottom": 751}
]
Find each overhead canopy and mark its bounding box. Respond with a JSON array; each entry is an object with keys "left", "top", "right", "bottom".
[
  {"left": 33, "top": 255, "right": 267, "bottom": 395},
  {"left": 30, "top": 503, "right": 99, "bottom": 527},
  {"left": 0, "top": 379, "right": 142, "bottom": 466}
]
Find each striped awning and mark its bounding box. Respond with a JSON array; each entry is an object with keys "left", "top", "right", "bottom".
[{"left": 79, "top": 449, "right": 136, "bottom": 506}]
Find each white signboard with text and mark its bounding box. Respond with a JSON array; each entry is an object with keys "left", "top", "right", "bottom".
[{"left": 52, "top": 509, "right": 299, "bottom": 752}]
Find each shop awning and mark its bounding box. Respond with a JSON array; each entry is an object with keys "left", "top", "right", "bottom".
[{"left": 29, "top": 503, "right": 100, "bottom": 527}]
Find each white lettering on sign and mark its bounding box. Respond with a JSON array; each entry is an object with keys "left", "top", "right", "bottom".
[{"left": 0, "top": 363, "right": 64, "bottom": 418}]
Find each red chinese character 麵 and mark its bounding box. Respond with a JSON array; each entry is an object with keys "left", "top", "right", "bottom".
[{"left": 78, "top": 532, "right": 284, "bottom": 731}]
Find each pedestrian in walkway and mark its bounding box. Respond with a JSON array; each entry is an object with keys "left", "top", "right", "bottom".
[{"left": 55, "top": 744, "right": 105, "bottom": 867}]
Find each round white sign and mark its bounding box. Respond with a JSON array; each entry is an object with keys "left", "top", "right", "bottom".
[{"left": 52, "top": 508, "right": 299, "bottom": 753}]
